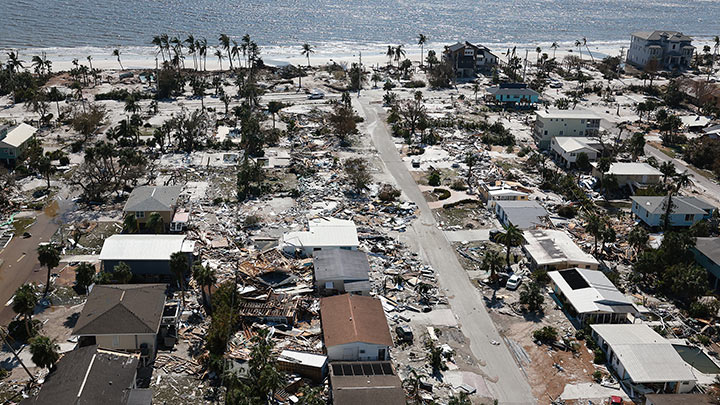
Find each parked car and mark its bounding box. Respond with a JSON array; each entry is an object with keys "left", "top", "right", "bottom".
[
  {"left": 549, "top": 81, "right": 562, "bottom": 88},
  {"left": 395, "top": 325, "right": 413, "bottom": 343},
  {"left": 506, "top": 274, "right": 522, "bottom": 290},
  {"left": 308, "top": 90, "right": 324, "bottom": 100},
  {"left": 411, "top": 159, "right": 421, "bottom": 168}
]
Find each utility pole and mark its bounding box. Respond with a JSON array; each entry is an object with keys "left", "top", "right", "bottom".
[
  {"left": 0, "top": 328, "right": 35, "bottom": 383},
  {"left": 358, "top": 51, "right": 362, "bottom": 97},
  {"left": 522, "top": 49, "right": 529, "bottom": 82}
]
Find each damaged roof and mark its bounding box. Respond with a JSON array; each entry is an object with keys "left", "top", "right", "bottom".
[
  {"left": 123, "top": 185, "right": 181, "bottom": 213},
  {"left": 320, "top": 294, "right": 392, "bottom": 348},
  {"left": 313, "top": 249, "right": 371, "bottom": 281},
  {"left": 631, "top": 195, "right": 715, "bottom": 215},
  {"left": 548, "top": 268, "right": 638, "bottom": 315},
  {"left": 330, "top": 361, "right": 405, "bottom": 405},
  {"left": 21, "top": 345, "right": 139, "bottom": 405},
  {"left": 73, "top": 284, "right": 167, "bottom": 336}
]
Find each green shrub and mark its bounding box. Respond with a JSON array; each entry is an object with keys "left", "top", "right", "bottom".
[
  {"left": 593, "top": 348, "right": 606, "bottom": 364},
  {"left": 450, "top": 179, "right": 467, "bottom": 191},
  {"left": 557, "top": 205, "right": 577, "bottom": 218},
  {"left": 532, "top": 326, "right": 558, "bottom": 343},
  {"left": 433, "top": 188, "right": 451, "bottom": 200},
  {"left": 428, "top": 170, "right": 441, "bottom": 187},
  {"left": 592, "top": 370, "right": 602, "bottom": 382},
  {"left": 378, "top": 184, "right": 401, "bottom": 202},
  {"left": 403, "top": 80, "right": 426, "bottom": 88}
]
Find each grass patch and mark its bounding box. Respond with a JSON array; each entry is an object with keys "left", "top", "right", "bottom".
[
  {"left": 433, "top": 188, "right": 451, "bottom": 200},
  {"left": 12, "top": 216, "right": 35, "bottom": 235}
]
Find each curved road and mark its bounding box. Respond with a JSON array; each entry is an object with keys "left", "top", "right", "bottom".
[{"left": 354, "top": 96, "right": 536, "bottom": 404}]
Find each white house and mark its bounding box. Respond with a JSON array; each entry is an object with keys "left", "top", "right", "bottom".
[
  {"left": 320, "top": 294, "right": 393, "bottom": 361},
  {"left": 550, "top": 137, "right": 602, "bottom": 168},
  {"left": 0, "top": 123, "right": 36, "bottom": 164},
  {"left": 591, "top": 162, "right": 663, "bottom": 189},
  {"left": 522, "top": 229, "right": 599, "bottom": 271},
  {"left": 549, "top": 268, "right": 640, "bottom": 324},
  {"left": 591, "top": 324, "right": 697, "bottom": 396},
  {"left": 281, "top": 217, "right": 359, "bottom": 257},
  {"left": 533, "top": 110, "right": 601, "bottom": 149}
]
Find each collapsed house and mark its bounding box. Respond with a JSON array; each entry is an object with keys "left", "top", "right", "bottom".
[
  {"left": 238, "top": 293, "right": 298, "bottom": 325},
  {"left": 522, "top": 229, "right": 599, "bottom": 271},
  {"left": 21, "top": 345, "right": 146, "bottom": 405},
  {"left": 549, "top": 268, "right": 640, "bottom": 324},
  {"left": 313, "top": 249, "right": 371, "bottom": 296},
  {"left": 277, "top": 350, "right": 328, "bottom": 382},
  {"left": 591, "top": 324, "right": 697, "bottom": 397},
  {"left": 328, "top": 361, "right": 405, "bottom": 405},
  {"left": 320, "top": 294, "right": 392, "bottom": 361},
  {"left": 280, "top": 217, "right": 359, "bottom": 257}
]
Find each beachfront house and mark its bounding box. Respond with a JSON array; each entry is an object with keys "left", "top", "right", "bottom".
[
  {"left": 550, "top": 137, "right": 602, "bottom": 168},
  {"left": 591, "top": 162, "right": 663, "bottom": 191},
  {"left": 320, "top": 294, "right": 393, "bottom": 361},
  {"left": 591, "top": 324, "right": 697, "bottom": 396},
  {"left": 0, "top": 123, "right": 36, "bottom": 164},
  {"left": 99, "top": 234, "right": 195, "bottom": 281},
  {"left": 123, "top": 185, "right": 182, "bottom": 231},
  {"left": 630, "top": 195, "right": 716, "bottom": 228},
  {"left": 329, "top": 361, "right": 406, "bottom": 405},
  {"left": 522, "top": 229, "right": 599, "bottom": 271},
  {"left": 533, "top": 110, "right": 601, "bottom": 149},
  {"left": 313, "top": 249, "right": 371, "bottom": 296},
  {"left": 280, "top": 217, "right": 359, "bottom": 257},
  {"left": 494, "top": 200, "right": 548, "bottom": 230},
  {"left": 72, "top": 284, "right": 176, "bottom": 360},
  {"left": 627, "top": 31, "right": 694, "bottom": 70},
  {"left": 549, "top": 268, "right": 640, "bottom": 325},
  {"left": 479, "top": 180, "right": 531, "bottom": 208},
  {"left": 692, "top": 237, "right": 720, "bottom": 291},
  {"left": 485, "top": 83, "right": 540, "bottom": 107},
  {"left": 20, "top": 345, "right": 145, "bottom": 405},
  {"left": 443, "top": 41, "right": 498, "bottom": 78}
]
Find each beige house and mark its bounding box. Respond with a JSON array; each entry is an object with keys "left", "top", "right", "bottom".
[
  {"left": 123, "top": 186, "right": 182, "bottom": 230},
  {"left": 72, "top": 284, "right": 174, "bottom": 360},
  {"left": 0, "top": 123, "right": 36, "bottom": 164},
  {"left": 591, "top": 162, "right": 663, "bottom": 188},
  {"left": 533, "top": 110, "right": 601, "bottom": 149},
  {"left": 479, "top": 180, "right": 531, "bottom": 208}
]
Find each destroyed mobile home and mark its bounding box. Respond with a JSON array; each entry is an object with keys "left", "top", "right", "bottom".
[{"left": 4, "top": 33, "right": 720, "bottom": 405}]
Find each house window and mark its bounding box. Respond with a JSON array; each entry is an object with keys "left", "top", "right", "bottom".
[
  {"left": 559, "top": 131, "right": 564, "bottom": 136},
  {"left": 685, "top": 214, "right": 693, "bottom": 221},
  {"left": 112, "top": 335, "right": 120, "bottom": 348},
  {"left": 135, "top": 211, "right": 145, "bottom": 219},
  {"left": 325, "top": 281, "right": 334, "bottom": 289},
  {"left": 464, "top": 49, "right": 474, "bottom": 56}
]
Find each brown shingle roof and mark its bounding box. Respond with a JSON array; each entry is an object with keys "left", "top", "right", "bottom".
[
  {"left": 320, "top": 294, "right": 392, "bottom": 347},
  {"left": 73, "top": 284, "right": 167, "bottom": 336}
]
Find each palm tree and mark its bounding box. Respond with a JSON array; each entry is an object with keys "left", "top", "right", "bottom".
[
  {"left": 170, "top": 252, "right": 188, "bottom": 308},
  {"left": 112, "top": 49, "right": 123, "bottom": 70},
  {"left": 627, "top": 225, "right": 649, "bottom": 257},
  {"left": 301, "top": 43, "right": 314, "bottom": 68},
  {"left": 29, "top": 335, "right": 59, "bottom": 370},
  {"left": 37, "top": 244, "right": 60, "bottom": 296},
  {"left": 6, "top": 50, "right": 25, "bottom": 75},
  {"left": 402, "top": 370, "right": 426, "bottom": 404},
  {"left": 585, "top": 213, "right": 604, "bottom": 253},
  {"left": 472, "top": 83, "right": 479, "bottom": 103},
  {"left": 394, "top": 44, "right": 406, "bottom": 67},
  {"left": 583, "top": 37, "right": 594, "bottom": 62},
  {"left": 192, "top": 263, "right": 216, "bottom": 309},
  {"left": 482, "top": 250, "right": 504, "bottom": 285},
  {"left": 124, "top": 93, "right": 141, "bottom": 120},
  {"left": 198, "top": 38, "right": 208, "bottom": 71},
  {"left": 48, "top": 87, "right": 63, "bottom": 121},
  {"left": 215, "top": 49, "right": 225, "bottom": 70},
  {"left": 659, "top": 161, "right": 676, "bottom": 184},
  {"left": 267, "top": 101, "right": 283, "bottom": 129},
  {"left": 231, "top": 40, "right": 241, "bottom": 68},
  {"left": 371, "top": 72, "right": 381, "bottom": 88},
  {"left": 219, "top": 34, "right": 233, "bottom": 70},
  {"left": 86, "top": 55, "right": 96, "bottom": 85},
  {"left": 418, "top": 34, "right": 427, "bottom": 67},
  {"left": 386, "top": 45, "right": 394, "bottom": 66},
  {"left": 496, "top": 225, "right": 523, "bottom": 267},
  {"left": 152, "top": 35, "right": 165, "bottom": 62},
  {"left": 535, "top": 46, "right": 542, "bottom": 65},
  {"left": 12, "top": 284, "right": 37, "bottom": 338},
  {"left": 185, "top": 34, "right": 197, "bottom": 70},
  {"left": 551, "top": 42, "right": 559, "bottom": 59},
  {"left": 146, "top": 212, "right": 164, "bottom": 234},
  {"left": 575, "top": 40, "right": 583, "bottom": 61},
  {"left": 31, "top": 55, "right": 45, "bottom": 76},
  {"left": 123, "top": 213, "right": 138, "bottom": 233},
  {"left": 674, "top": 170, "right": 694, "bottom": 191},
  {"left": 712, "top": 35, "right": 720, "bottom": 80}
]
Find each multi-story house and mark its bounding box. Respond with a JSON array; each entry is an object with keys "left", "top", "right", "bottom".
[
  {"left": 627, "top": 31, "right": 694, "bottom": 70},
  {"left": 533, "top": 110, "right": 601, "bottom": 149},
  {"left": 443, "top": 41, "right": 498, "bottom": 78}
]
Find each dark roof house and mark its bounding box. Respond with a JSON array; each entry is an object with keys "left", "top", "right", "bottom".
[
  {"left": 21, "top": 345, "right": 142, "bottom": 405},
  {"left": 73, "top": 284, "right": 167, "bottom": 336},
  {"left": 123, "top": 186, "right": 181, "bottom": 213},
  {"left": 313, "top": 250, "right": 371, "bottom": 295},
  {"left": 329, "top": 361, "right": 405, "bottom": 405}
]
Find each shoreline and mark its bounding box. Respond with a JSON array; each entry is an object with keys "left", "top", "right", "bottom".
[{"left": 2, "top": 37, "right": 717, "bottom": 72}]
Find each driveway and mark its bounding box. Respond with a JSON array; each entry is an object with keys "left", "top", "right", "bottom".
[{"left": 354, "top": 96, "right": 536, "bottom": 404}]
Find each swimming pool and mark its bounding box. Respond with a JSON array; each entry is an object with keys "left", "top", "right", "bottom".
[{"left": 673, "top": 345, "right": 720, "bottom": 374}]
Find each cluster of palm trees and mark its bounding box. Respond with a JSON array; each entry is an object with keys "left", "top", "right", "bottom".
[
  {"left": 386, "top": 44, "right": 407, "bottom": 67},
  {"left": 150, "top": 33, "right": 261, "bottom": 72}
]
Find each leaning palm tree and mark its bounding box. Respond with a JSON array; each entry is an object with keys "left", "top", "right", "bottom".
[
  {"left": 551, "top": 42, "right": 559, "bottom": 59},
  {"left": 231, "top": 40, "right": 241, "bottom": 68},
  {"left": 169, "top": 252, "right": 189, "bottom": 308},
  {"left": 185, "top": 34, "right": 197, "bottom": 70},
  {"left": 215, "top": 49, "right": 225, "bottom": 70},
  {"left": 574, "top": 40, "right": 582, "bottom": 61},
  {"left": 37, "top": 244, "right": 60, "bottom": 296},
  {"left": 301, "top": 43, "right": 314, "bottom": 68},
  {"left": 152, "top": 35, "right": 165, "bottom": 62},
  {"left": 29, "top": 335, "right": 59, "bottom": 370},
  {"left": 583, "top": 37, "right": 594, "bottom": 62},
  {"left": 495, "top": 224, "right": 524, "bottom": 267},
  {"left": 417, "top": 34, "right": 427, "bottom": 67},
  {"left": 112, "top": 49, "right": 123, "bottom": 70},
  {"left": 394, "top": 44, "right": 406, "bottom": 67},
  {"left": 219, "top": 33, "right": 233, "bottom": 70}
]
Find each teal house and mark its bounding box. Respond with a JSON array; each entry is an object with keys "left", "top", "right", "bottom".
[
  {"left": 692, "top": 237, "right": 720, "bottom": 290},
  {"left": 486, "top": 83, "right": 539, "bottom": 106},
  {"left": 0, "top": 123, "right": 36, "bottom": 164}
]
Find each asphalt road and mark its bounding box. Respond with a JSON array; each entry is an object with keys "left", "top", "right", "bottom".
[
  {"left": 644, "top": 144, "right": 720, "bottom": 206},
  {"left": 354, "top": 96, "right": 536, "bottom": 404}
]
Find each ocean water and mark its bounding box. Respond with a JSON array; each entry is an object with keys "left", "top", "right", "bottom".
[{"left": 1, "top": 0, "right": 719, "bottom": 61}]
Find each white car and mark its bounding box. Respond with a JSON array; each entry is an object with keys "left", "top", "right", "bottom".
[
  {"left": 307, "top": 90, "right": 325, "bottom": 100},
  {"left": 506, "top": 274, "right": 522, "bottom": 290}
]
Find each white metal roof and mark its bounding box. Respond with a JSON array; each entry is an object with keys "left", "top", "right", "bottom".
[
  {"left": 278, "top": 350, "right": 328, "bottom": 368},
  {"left": 548, "top": 268, "right": 638, "bottom": 315},
  {"left": 591, "top": 324, "right": 697, "bottom": 384},
  {"left": 282, "top": 217, "right": 359, "bottom": 249},
  {"left": 553, "top": 137, "right": 600, "bottom": 153},
  {"left": 99, "top": 234, "right": 194, "bottom": 261},
  {"left": 591, "top": 162, "right": 662, "bottom": 177},
  {"left": 523, "top": 229, "right": 599, "bottom": 267},
  {"left": 536, "top": 109, "right": 600, "bottom": 119},
  {"left": 0, "top": 123, "right": 36, "bottom": 148}
]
